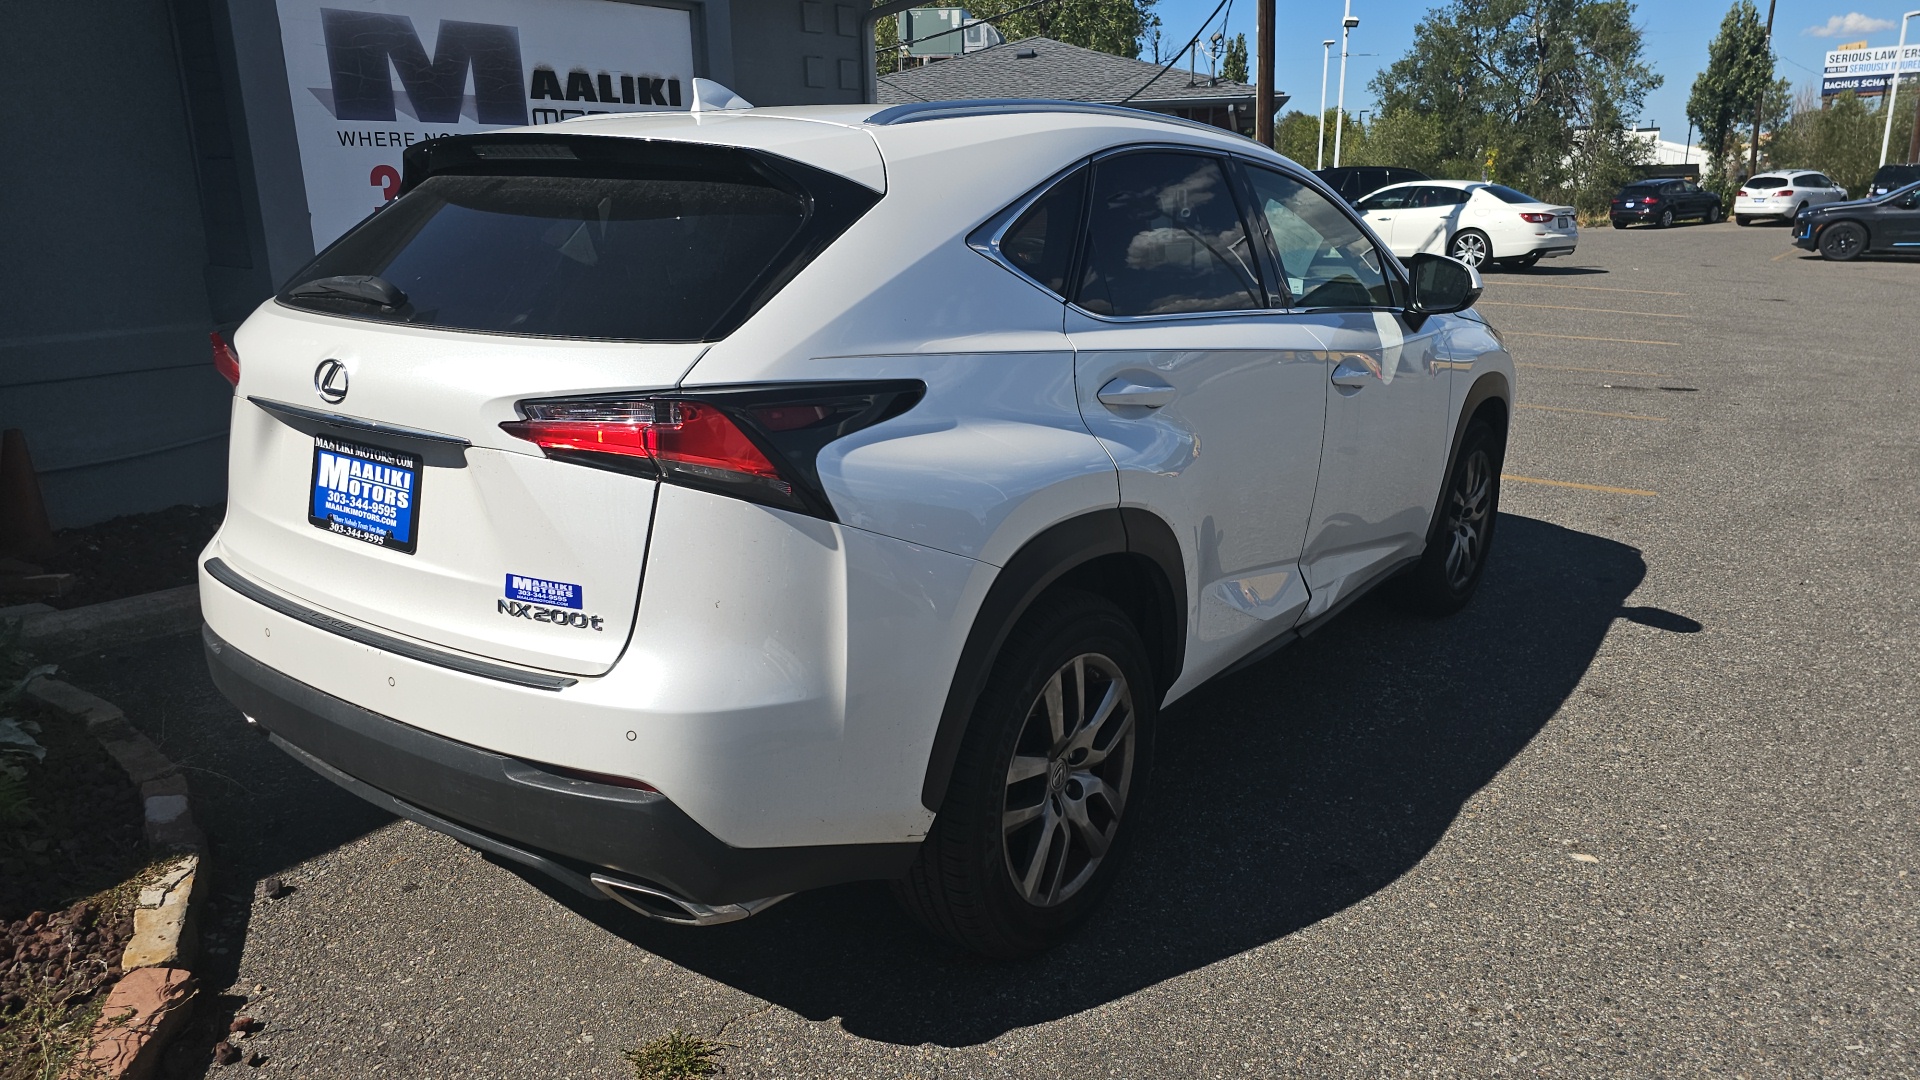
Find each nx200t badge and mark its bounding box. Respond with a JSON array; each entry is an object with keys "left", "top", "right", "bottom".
[{"left": 314, "top": 359, "right": 350, "bottom": 404}]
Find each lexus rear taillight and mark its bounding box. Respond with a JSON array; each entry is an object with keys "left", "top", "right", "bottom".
[
  {"left": 1519, "top": 212, "right": 1554, "bottom": 223},
  {"left": 501, "top": 381, "right": 924, "bottom": 520},
  {"left": 211, "top": 332, "right": 240, "bottom": 387}
]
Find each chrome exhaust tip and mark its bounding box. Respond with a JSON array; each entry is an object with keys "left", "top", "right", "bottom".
[{"left": 589, "top": 874, "right": 791, "bottom": 926}]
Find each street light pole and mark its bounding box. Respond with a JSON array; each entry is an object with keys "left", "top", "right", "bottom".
[
  {"left": 1316, "top": 39, "right": 1334, "bottom": 168},
  {"left": 1880, "top": 11, "right": 1920, "bottom": 167},
  {"left": 1333, "top": 4, "right": 1359, "bottom": 168}
]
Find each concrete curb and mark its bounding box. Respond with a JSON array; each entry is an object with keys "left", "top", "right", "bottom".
[
  {"left": 4, "top": 585, "right": 200, "bottom": 659},
  {"left": 29, "top": 677, "right": 208, "bottom": 1079}
]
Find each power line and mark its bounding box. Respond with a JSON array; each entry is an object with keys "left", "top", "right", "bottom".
[{"left": 1118, "top": 0, "right": 1234, "bottom": 103}]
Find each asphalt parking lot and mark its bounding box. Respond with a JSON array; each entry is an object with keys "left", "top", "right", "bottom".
[{"left": 67, "top": 221, "right": 1918, "bottom": 1078}]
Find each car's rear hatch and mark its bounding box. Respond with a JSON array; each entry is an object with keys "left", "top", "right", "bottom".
[{"left": 213, "top": 127, "right": 881, "bottom": 676}]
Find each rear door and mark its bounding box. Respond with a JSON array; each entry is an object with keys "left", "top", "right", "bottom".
[
  {"left": 1067, "top": 149, "right": 1329, "bottom": 687},
  {"left": 1355, "top": 187, "right": 1412, "bottom": 254},
  {"left": 216, "top": 133, "right": 880, "bottom": 675}
]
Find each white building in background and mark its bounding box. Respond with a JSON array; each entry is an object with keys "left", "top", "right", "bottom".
[{"left": 1628, "top": 126, "right": 1705, "bottom": 166}]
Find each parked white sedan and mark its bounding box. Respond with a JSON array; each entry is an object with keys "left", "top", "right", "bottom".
[
  {"left": 1356, "top": 180, "right": 1577, "bottom": 268},
  {"left": 1735, "top": 170, "right": 1849, "bottom": 225}
]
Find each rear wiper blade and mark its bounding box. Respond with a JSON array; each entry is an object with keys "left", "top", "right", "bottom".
[{"left": 287, "top": 274, "right": 407, "bottom": 309}]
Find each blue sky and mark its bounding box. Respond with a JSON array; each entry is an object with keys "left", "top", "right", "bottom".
[{"left": 1145, "top": 0, "right": 1915, "bottom": 141}]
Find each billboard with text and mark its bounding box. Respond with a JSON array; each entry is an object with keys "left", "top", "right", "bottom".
[
  {"left": 275, "top": 0, "right": 694, "bottom": 248},
  {"left": 1823, "top": 45, "right": 1920, "bottom": 97}
]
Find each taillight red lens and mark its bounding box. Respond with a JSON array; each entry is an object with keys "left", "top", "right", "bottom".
[
  {"left": 1519, "top": 212, "right": 1554, "bottom": 223},
  {"left": 502, "top": 382, "right": 926, "bottom": 521},
  {"left": 1775, "top": 189, "right": 1793, "bottom": 197},
  {"left": 1737, "top": 190, "right": 1749, "bottom": 197},
  {"left": 211, "top": 332, "right": 240, "bottom": 386},
  {"left": 502, "top": 399, "right": 791, "bottom": 496}
]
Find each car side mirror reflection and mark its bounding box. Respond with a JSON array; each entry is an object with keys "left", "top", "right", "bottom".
[{"left": 1405, "top": 252, "right": 1483, "bottom": 315}]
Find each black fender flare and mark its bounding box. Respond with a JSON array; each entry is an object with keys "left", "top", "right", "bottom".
[{"left": 919, "top": 508, "right": 1185, "bottom": 812}]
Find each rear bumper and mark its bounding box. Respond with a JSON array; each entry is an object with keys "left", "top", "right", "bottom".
[
  {"left": 203, "top": 624, "right": 918, "bottom": 906},
  {"left": 1734, "top": 202, "right": 1793, "bottom": 218}
]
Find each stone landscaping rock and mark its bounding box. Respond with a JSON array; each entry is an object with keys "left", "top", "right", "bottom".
[{"left": 72, "top": 966, "right": 196, "bottom": 1080}]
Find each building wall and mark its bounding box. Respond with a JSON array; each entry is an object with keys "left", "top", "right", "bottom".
[
  {"left": 0, "top": 0, "right": 870, "bottom": 529},
  {"left": 730, "top": 0, "right": 868, "bottom": 105},
  {"left": 0, "top": 0, "right": 234, "bottom": 528}
]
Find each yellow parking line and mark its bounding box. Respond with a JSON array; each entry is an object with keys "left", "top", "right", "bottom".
[
  {"left": 1517, "top": 361, "right": 1673, "bottom": 377},
  {"left": 1770, "top": 248, "right": 1801, "bottom": 262},
  {"left": 1479, "top": 301, "right": 1688, "bottom": 319},
  {"left": 1487, "top": 281, "right": 1686, "bottom": 297},
  {"left": 1517, "top": 403, "right": 1669, "bottom": 422},
  {"left": 1503, "top": 473, "right": 1658, "bottom": 497},
  {"left": 1504, "top": 331, "right": 1681, "bottom": 347}
]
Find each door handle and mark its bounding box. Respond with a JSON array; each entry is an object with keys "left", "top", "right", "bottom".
[
  {"left": 1330, "top": 357, "right": 1374, "bottom": 390},
  {"left": 1096, "top": 378, "right": 1177, "bottom": 409}
]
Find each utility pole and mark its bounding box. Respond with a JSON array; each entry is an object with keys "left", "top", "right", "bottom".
[
  {"left": 1256, "top": 0, "right": 1276, "bottom": 147},
  {"left": 1334, "top": 4, "right": 1359, "bottom": 167},
  {"left": 1316, "top": 39, "right": 1334, "bottom": 167},
  {"left": 1747, "top": 0, "right": 1776, "bottom": 180}
]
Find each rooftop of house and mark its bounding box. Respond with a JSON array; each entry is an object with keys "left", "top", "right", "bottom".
[{"left": 877, "top": 36, "right": 1260, "bottom": 109}]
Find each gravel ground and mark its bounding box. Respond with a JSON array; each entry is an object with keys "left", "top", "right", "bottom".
[{"left": 63, "top": 222, "right": 1920, "bottom": 1078}]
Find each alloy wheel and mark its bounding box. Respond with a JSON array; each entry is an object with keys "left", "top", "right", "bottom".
[
  {"left": 1449, "top": 232, "right": 1487, "bottom": 267},
  {"left": 1443, "top": 448, "right": 1494, "bottom": 590},
  {"left": 1001, "top": 653, "right": 1136, "bottom": 908}
]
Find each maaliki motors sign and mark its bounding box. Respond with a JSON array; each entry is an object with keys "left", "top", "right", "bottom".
[
  {"left": 276, "top": 0, "right": 694, "bottom": 248},
  {"left": 1822, "top": 44, "right": 1920, "bottom": 98}
]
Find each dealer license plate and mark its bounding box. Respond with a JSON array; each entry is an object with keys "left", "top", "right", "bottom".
[{"left": 309, "top": 435, "right": 422, "bottom": 554}]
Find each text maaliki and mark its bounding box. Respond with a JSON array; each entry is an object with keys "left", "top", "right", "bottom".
[{"left": 317, "top": 452, "right": 413, "bottom": 508}]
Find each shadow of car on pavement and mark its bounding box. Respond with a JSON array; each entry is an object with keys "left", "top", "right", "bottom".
[{"left": 510, "top": 511, "right": 1662, "bottom": 1047}]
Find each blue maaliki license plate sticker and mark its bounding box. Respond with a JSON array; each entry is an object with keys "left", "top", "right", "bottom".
[
  {"left": 309, "top": 435, "right": 421, "bottom": 553},
  {"left": 505, "top": 574, "right": 583, "bottom": 609}
]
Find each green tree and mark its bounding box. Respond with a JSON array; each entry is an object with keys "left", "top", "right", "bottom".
[
  {"left": 1687, "top": 1, "right": 1777, "bottom": 191},
  {"left": 1221, "top": 32, "right": 1248, "bottom": 84},
  {"left": 1273, "top": 108, "right": 1363, "bottom": 164},
  {"left": 1368, "top": 0, "right": 1661, "bottom": 200}
]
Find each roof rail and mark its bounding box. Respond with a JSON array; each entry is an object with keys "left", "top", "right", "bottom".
[{"left": 865, "top": 98, "right": 1231, "bottom": 136}]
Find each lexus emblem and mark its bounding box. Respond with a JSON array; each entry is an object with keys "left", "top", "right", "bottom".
[{"left": 314, "top": 359, "right": 350, "bottom": 404}]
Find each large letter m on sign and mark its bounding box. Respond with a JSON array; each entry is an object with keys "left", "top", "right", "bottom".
[{"left": 320, "top": 8, "right": 527, "bottom": 125}]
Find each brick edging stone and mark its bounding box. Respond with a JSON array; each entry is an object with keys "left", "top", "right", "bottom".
[{"left": 29, "top": 676, "right": 208, "bottom": 1080}]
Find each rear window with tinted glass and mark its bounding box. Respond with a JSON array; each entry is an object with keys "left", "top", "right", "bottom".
[
  {"left": 1746, "top": 176, "right": 1785, "bottom": 188},
  {"left": 1483, "top": 185, "right": 1542, "bottom": 204},
  {"left": 280, "top": 138, "right": 877, "bottom": 342}
]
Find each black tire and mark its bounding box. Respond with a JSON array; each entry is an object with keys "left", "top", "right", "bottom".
[
  {"left": 1735, "top": 215, "right": 1752, "bottom": 226},
  {"left": 1704, "top": 204, "right": 1722, "bottom": 224},
  {"left": 895, "top": 591, "right": 1156, "bottom": 958},
  {"left": 1400, "top": 420, "right": 1502, "bottom": 616},
  {"left": 1818, "top": 221, "right": 1867, "bottom": 261},
  {"left": 1657, "top": 208, "right": 1675, "bottom": 229},
  {"left": 1447, "top": 229, "right": 1491, "bottom": 268},
  {"left": 1611, "top": 218, "right": 1629, "bottom": 229}
]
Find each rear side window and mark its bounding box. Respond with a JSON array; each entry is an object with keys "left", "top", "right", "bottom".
[
  {"left": 280, "top": 137, "right": 878, "bottom": 342},
  {"left": 1000, "top": 166, "right": 1087, "bottom": 296},
  {"left": 1072, "top": 152, "right": 1264, "bottom": 317}
]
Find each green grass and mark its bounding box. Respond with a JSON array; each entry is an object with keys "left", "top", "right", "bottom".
[{"left": 623, "top": 1031, "right": 727, "bottom": 1079}]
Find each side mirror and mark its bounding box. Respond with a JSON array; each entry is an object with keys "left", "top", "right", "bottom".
[{"left": 1406, "top": 252, "right": 1483, "bottom": 315}]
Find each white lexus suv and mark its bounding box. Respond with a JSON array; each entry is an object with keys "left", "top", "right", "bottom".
[{"left": 200, "top": 93, "right": 1514, "bottom": 958}]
